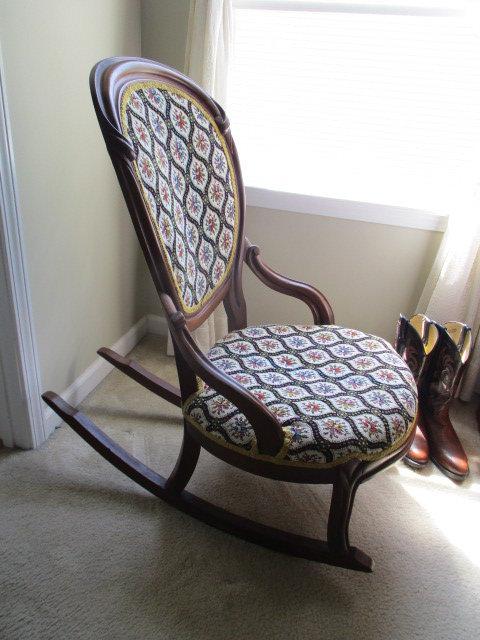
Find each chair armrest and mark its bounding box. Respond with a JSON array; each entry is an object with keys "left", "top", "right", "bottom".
[
  {"left": 161, "top": 294, "right": 285, "bottom": 457},
  {"left": 244, "top": 238, "right": 334, "bottom": 325}
]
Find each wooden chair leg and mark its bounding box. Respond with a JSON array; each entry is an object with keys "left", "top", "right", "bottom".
[
  {"left": 165, "top": 422, "right": 201, "bottom": 493},
  {"left": 327, "top": 464, "right": 360, "bottom": 555}
]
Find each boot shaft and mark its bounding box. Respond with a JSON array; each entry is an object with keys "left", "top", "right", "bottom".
[
  {"left": 394, "top": 314, "right": 438, "bottom": 384},
  {"left": 422, "top": 321, "right": 472, "bottom": 411}
]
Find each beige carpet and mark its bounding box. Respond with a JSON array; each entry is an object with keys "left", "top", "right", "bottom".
[{"left": 1, "top": 335, "right": 479, "bottom": 640}]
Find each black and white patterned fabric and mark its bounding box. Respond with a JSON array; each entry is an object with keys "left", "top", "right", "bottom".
[
  {"left": 120, "top": 81, "right": 238, "bottom": 313},
  {"left": 183, "top": 325, "right": 417, "bottom": 467}
]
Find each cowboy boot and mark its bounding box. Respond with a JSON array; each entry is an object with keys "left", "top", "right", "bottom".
[
  {"left": 395, "top": 314, "right": 439, "bottom": 468},
  {"left": 421, "top": 321, "right": 472, "bottom": 481}
]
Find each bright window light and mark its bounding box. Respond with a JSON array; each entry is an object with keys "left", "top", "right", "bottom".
[{"left": 228, "top": 1, "right": 480, "bottom": 215}]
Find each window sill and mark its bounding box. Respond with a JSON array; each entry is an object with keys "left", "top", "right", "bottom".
[{"left": 245, "top": 186, "right": 448, "bottom": 232}]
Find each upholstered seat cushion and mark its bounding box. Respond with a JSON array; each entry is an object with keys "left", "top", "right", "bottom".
[{"left": 183, "top": 324, "right": 417, "bottom": 467}]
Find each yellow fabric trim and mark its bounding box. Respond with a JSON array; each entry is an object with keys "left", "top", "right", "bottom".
[
  {"left": 182, "top": 393, "right": 418, "bottom": 470},
  {"left": 119, "top": 80, "right": 240, "bottom": 315}
]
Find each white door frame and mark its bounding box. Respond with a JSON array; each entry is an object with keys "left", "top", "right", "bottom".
[{"left": 0, "top": 42, "right": 46, "bottom": 449}]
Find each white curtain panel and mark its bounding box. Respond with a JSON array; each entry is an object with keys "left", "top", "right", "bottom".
[
  {"left": 167, "top": 0, "right": 233, "bottom": 356},
  {"left": 417, "top": 189, "right": 480, "bottom": 401}
]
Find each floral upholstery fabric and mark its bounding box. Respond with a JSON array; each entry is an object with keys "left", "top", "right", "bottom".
[
  {"left": 120, "top": 82, "right": 238, "bottom": 313},
  {"left": 183, "top": 325, "right": 417, "bottom": 467}
]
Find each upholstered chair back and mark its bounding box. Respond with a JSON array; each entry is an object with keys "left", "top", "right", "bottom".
[{"left": 119, "top": 81, "right": 240, "bottom": 315}]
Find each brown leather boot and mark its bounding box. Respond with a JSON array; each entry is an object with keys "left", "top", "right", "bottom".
[
  {"left": 404, "top": 417, "right": 429, "bottom": 468},
  {"left": 421, "top": 322, "right": 472, "bottom": 481},
  {"left": 395, "top": 314, "right": 439, "bottom": 468}
]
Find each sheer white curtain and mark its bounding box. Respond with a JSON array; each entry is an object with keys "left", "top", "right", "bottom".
[
  {"left": 417, "top": 188, "right": 480, "bottom": 401},
  {"left": 167, "top": 0, "right": 233, "bottom": 356},
  {"left": 415, "top": 5, "right": 480, "bottom": 401}
]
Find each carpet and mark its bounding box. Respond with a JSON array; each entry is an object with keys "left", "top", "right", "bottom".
[{"left": 1, "top": 335, "right": 479, "bottom": 640}]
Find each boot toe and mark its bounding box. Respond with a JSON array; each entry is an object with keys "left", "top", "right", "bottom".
[
  {"left": 404, "top": 427, "right": 429, "bottom": 468},
  {"left": 433, "top": 452, "right": 469, "bottom": 481},
  {"left": 405, "top": 448, "right": 429, "bottom": 467}
]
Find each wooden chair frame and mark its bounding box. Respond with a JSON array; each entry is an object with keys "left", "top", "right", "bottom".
[{"left": 42, "top": 57, "right": 417, "bottom": 572}]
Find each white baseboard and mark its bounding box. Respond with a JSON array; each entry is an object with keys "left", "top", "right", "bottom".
[
  {"left": 43, "top": 314, "right": 168, "bottom": 434},
  {"left": 146, "top": 313, "right": 169, "bottom": 336}
]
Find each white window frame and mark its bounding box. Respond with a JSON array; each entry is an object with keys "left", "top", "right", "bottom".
[{"left": 231, "top": 0, "right": 465, "bottom": 231}]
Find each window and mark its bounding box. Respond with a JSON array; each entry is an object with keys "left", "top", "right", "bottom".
[{"left": 227, "top": 1, "right": 480, "bottom": 228}]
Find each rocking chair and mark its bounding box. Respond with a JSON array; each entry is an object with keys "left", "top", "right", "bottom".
[{"left": 42, "top": 57, "right": 418, "bottom": 572}]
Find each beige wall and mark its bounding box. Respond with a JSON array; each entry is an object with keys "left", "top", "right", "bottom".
[
  {"left": 0, "top": 0, "right": 142, "bottom": 392},
  {"left": 244, "top": 208, "right": 441, "bottom": 341},
  {"left": 141, "top": 0, "right": 190, "bottom": 72}
]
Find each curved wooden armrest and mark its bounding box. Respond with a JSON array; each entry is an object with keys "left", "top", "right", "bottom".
[
  {"left": 161, "top": 294, "right": 285, "bottom": 457},
  {"left": 97, "top": 347, "right": 182, "bottom": 407},
  {"left": 244, "top": 238, "right": 334, "bottom": 325}
]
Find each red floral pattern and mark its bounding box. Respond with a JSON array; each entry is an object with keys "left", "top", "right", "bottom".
[{"left": 184, "top": 324, "right": 417, "bottom": 466}]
